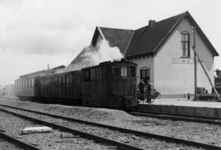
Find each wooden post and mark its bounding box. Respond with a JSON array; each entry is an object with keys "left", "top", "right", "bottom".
[
  {"left": 193, "top": 26, "right": 197, "bottom": 100},
  {"left": 192, "top": 46, "right": 221, "bottom": 101}
]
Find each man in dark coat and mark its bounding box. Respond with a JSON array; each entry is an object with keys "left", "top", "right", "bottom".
[
  {"left": 138, "top": 79, "right": 146, "bottom": 100},
  {"left": 146, "top": 79, "right": 151, "bottom": 102}
]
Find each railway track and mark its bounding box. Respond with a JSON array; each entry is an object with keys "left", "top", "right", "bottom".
[
  {"left": 130, "top": 111, "right": 221, "bottom": 125},
  {"left": 0, "top": 104, "right": 220, "bottom": 149},
  {"left": 0, "top": 130, "right": 40, "bottom": 150},
  {"left": 0, "top": 107, "right": 146, "bottom": 150}
]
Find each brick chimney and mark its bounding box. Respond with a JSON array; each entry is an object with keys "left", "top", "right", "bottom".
[{"left": 149, "top": 20, "right": 156, "bottom": 27}]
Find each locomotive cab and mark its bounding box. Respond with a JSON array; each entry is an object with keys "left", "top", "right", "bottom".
[{"left": 81, "top": 59, "right": 137, "bottom": 109}]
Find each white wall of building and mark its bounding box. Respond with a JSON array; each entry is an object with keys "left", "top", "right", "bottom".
[
  {"left": 131, "top": 56, "right": 154, "bottom": 86},
  {"left": 154, "top": 18, "right": 214, "bottom": 96},
  {"left": 94, "top": 21, "right": 215, "bottom": 97}
]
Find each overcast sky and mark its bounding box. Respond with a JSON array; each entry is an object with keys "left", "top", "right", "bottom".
[{"left": 0, "top": 0, "right": 221, "bottom": 86}]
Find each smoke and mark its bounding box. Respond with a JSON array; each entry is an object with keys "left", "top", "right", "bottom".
[{"left": 65, "top": 40, "right": 124, "bottom": 71}]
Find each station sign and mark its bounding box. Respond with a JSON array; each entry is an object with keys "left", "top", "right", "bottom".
[{"left": 172, "top": 58, "right": 194, "bottom": 64}]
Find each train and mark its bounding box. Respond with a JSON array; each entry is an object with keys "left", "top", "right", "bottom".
[{"left": 15, "top": 59, "right": 138, "bottom": 109}]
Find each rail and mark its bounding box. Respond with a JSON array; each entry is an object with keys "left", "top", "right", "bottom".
[
  {"left": 0, "top": 129, "right": 41, "bottom": 150},
  {"left": 0, "top": 104, "right": 221, "bottom": 149}
]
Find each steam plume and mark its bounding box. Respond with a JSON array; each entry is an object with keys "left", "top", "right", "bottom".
[{"left": 65, "top": 40, "right": 124, "bottom": 71}]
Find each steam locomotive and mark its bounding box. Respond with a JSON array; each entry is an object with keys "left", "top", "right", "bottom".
[{"left": 15, "top": 59, "right": 138, "bottom": 109}]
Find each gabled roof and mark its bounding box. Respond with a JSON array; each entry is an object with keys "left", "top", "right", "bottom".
[
  {"left": 93, "top": 11, "right": 218, "bottom": 58},
  {"left": 92, "top": 27, "right": 134, "bottom": 55},
  {"left": 126, "top": 13, "right": 185, "bottom": 57},
  {"left": 126, "top": 11, "right": 218, "bottom": 58}
]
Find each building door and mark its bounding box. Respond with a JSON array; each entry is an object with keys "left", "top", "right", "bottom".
[{"left": 140, "top": 68, "right": 150, "bottom": 84}]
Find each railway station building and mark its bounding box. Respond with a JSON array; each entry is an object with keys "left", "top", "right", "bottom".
[{"left": 89, "top": 11, "right": 219, "bottom": 98}]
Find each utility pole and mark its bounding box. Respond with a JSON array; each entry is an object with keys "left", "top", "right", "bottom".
[{"left": 192, "top": 26, "right": 197, "bottom": 100}]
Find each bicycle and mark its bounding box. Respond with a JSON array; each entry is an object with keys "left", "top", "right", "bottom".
[{"left": 137, "top": 88, "right": 161, "bottom": 104}]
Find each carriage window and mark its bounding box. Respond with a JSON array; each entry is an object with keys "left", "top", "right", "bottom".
[
  {"left": 121, "top": 66, "right": 127, "bottom": 77},
  {"left": 96, "top": 68, "right": 102, "bottom": 80},
  {"left": 85, "top": 70, "right": 90, "bottom": 81},
  {"left": 112, "top": 66, "right": 119, "bottom": 77},
  {"left": 103, "top": 67, "right": 106, "bottom": 79},
  {"left": 128, "top": 66, "right": 135, "bottom": 77},
  {"left": 96, "top": 68, "right": 99, "bottom": 80},
  {"left": 90, "top": 69, "right": 93, "bottom": 80},
  {"left": 32, "top": 79, "right": 34, "bottom": 87},
  {"left": 93, "top": 69, "right": 96, "bottom": 80},
  {"left": 29, "top": 80, "right": 31, "bottom": 87},
  {"left": 98, "top": 68, "right": 102, "bottom": 80},
  {"left": 90, "top": 69, "right": 96, "bottom": 80},
  {"left": 70, "top": 75, "right": 72, "bottom": 83},
  {"left": 63, "top": 76, "right": 65, "bottom": 83},
  {"left": 67, "top": 77, "right": 69, "bottom": 84}
]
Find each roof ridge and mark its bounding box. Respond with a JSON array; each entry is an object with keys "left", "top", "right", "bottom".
[
  {"left": 155, "top": 12, "right": 186, "bottom": 24},
  {"left": 136, "top": 12, "right": 186, "bottom": 31},
  {"left": 99, "top": 26, "right": 134, "bottom": 31}
]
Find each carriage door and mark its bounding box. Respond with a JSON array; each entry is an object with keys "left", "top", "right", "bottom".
[{"left": 140, "top": 68, "right": 150, "bottom": 84}]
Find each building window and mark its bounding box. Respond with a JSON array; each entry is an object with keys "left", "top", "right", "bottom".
[
  {"left": 181, "top": 31, "right": 190, "bottom": 57},
  {"left": 140, "top": 68, "right": 150, "bottom": 83}
]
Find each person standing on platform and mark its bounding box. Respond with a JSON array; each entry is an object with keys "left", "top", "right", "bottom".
[
  {"left": 138, "top": 78, "right": 146, "bottom": 100},
  {"left": 145, "top": 78, "right": 151, "bottom": 102}
]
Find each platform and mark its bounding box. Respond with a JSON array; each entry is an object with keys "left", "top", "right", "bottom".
[{"left": 137, "top": 98, "right": 221, "bottom": 118}]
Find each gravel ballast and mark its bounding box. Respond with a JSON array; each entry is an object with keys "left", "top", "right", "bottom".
[
  {"left": 0, "top": 97, "right": 220, "bottom": 149},
  {"left": 0, "top": 106, "right": 200, "bottom": 150},
  {"left": 0, "top": 110, "right": 117, "bottom": 150},
  {"left": 0, "top": 138, "right": 24, "bottom": 150}
]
